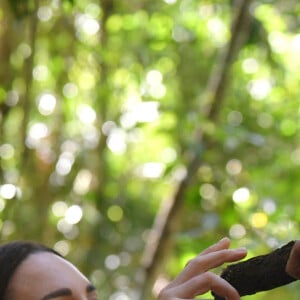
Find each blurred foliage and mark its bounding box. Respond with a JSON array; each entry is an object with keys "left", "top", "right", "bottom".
[{"left": 1, "top": 0, "right": 300, "bottom": 299}]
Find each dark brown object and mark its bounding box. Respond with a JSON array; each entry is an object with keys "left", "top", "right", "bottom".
[{"left": 212, "top": 241, "right": 298, "bottom": 300}]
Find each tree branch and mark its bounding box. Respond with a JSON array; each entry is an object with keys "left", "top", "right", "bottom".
[
  {"left": 213, "top": 241, "right": 298, "bottom": 299},
  {"left": 20, "top": 0, "right": 39, "bottom": 171}
]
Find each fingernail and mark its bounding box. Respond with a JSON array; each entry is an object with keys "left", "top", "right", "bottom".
[
  {"left": 236, "top": 247, "right": 247, "bottom": 253},
  {"left": 219, "top": 237, "right": 229, "bottom": 243}
]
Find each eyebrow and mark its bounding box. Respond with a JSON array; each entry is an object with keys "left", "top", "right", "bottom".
[{"left": 41, "top": 284, "right": 96, "bottom": 300}]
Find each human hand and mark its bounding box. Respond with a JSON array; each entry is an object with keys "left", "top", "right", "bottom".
[
  {"left": 158, "top": 237, "right": 247, "bottom": 300},
  {"left": 286, "top": 240, "right": 300, "bottom": 279}
]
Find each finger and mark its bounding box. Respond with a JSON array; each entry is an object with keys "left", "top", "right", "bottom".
[
  {"left": 200, "top": 237, "right": 231, "bottom": 256},
  {"left": 183, "top": 238, "right": 230, "bottom": 270},
  {"left": 286, "top": 240, "right": 300, "bottom": 278},
  {"left": 194, "top": 247, "right": 247, "bottom": 272},
  {"left": 168, "top": 247, "right": 247, "bottom": 287},
  {"left": 183, "top": 237, "right": 230, "bottom": 269},
  {"left": 167, "top": 272, "right": 241, "bottom": 300}
]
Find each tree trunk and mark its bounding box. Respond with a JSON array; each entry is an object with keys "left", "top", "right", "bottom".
[{"left": 140, "top": 0, "right": 254, "bottom": 298}]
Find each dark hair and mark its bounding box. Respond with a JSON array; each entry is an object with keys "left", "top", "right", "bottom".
[{"left": 0, "top": 241, "right": 61, "bottom": 299}]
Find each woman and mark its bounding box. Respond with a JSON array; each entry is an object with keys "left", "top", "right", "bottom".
[
  {"left": 0, "top": 241, "right": 98, "bottom": 300},
  {"left": 0, "top": 238, "right": 299, "bottom": 300}
]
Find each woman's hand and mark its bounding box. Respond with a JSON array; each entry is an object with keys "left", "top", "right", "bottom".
[
  {"left": 286, "top": 240, "right": 300, "bottom": 279},
  {"left": 158, "top": 237, "right": 247, "bottom": 300}
]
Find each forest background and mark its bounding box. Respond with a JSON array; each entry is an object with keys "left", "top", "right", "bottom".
[{"left": 1, "top": 0, "right": 300, "bottom": 299}]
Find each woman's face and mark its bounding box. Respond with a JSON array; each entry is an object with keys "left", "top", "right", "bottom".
[{"left": 6, "top": 252, "right": 98, "bottom": 300}]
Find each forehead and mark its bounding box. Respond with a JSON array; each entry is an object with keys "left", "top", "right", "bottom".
[{"left": 8, "top": 252, "right": 89, "bottom": 299}]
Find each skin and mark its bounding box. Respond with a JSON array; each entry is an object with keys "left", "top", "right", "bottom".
[
  {"left": 6, "top": 238, "right": 297, "bottom": 300},
  {"left": 158, "top": 237, "right": 247, "bottom": 300},
  {"left": 286, "top": 240, "right": 300, "bottom": 279},
  {"left": 5, "top": 252, "right": 98, "bottom": 300}
]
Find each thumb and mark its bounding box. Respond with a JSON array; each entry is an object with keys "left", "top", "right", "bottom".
[{"left": 286, "top": 240, "right": 300, "bottom": 279}]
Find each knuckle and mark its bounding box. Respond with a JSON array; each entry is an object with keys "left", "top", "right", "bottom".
[
  {"left": 190, "top": 271, "right": 214, "bottom": 285},
  {"left": 188, "top": 256, "right": 204, "bottom": 266},
  {"left": 157, "top": 287, "right": 172, "bottom": 300},
  {"left": 202, "top": 271, "right": 215, "bottom": 281}
]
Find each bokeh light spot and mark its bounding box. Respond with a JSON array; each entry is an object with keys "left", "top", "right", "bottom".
[
  {"left": 52, "top": 201, "right": 68, "bottom": 217},
  {"left": 135, "top": 102, "right": 160, "bottom": 123},
  {"left": 107, "top": 205, "right": 124, "bottom": 222},
  {"left": 199, "top": 183, "right": 217, "bottom": 200},
  {"left": 37, "top": 93, "right": 57, "bottom": 116},
  {"left": 17, "top": 43, "right": 31, "bottom": 59},
  {"left": 65, "top": 205, "right": 83, "bottom": 225},
  {"left": 85, "top": 3, "right": 101, "bottom": 18},
  {"left": 250, "top": 212, "right": 268, "bottom": 228},
  {"left": 77, "top": 104, "right": 97, "bottom": 124},
  {"left": 164, "top": 0, "right": 177, "bottom": 3},
  {"left": 146, "top": 70, "right": 163, "bottom": 85},
  {"left": 37, "top": 6, "right": 53, "bottom": 22},
  {"left": 78, "top": 72, "right": 96, "bottom": 90},
  {"left": 257, "top": 112, "right": 273, "bottom": 128},
  {"left": 27, "top": 123, "right": 50, "bottom": 148},
  {"left": 76, "top": 14, "right": 100, "bottom": 36},
  {"left": 54, "top": 240, "right": 70, "bottom": 256},
  {"left": 73, "top": 169, "right": 93, "bottom": 195},
  {"left": 226, "top": 159, "right": 242, "bottom": 175},
  {"left": 280, "top": 119, "right": 297, "bottom": 136},
  {"left": 242, "top": 58, "right": 259, "bottom": 74},
  {"left": 232, "top": 187, "right": 250, "bottom": 206},
  {"left": 105, "top": 254, "right": 121, "bottom": 270},
  {"left": 33, "top": 65, "right": 49, "bottom": 81},
  {"left": 247, "top": 79, "right": 272, "bottom": 100},
  {"left": 268, "top": 31, "right": 287, "bottom": 53},
  {"left": 0, "top": 199, "right": 5, "bottom": 211},
  {"left": 262, "top": 198, "right": 277, "bottom": 214},
  {"left": 0, "top": 144, "right": 15, "bottom": 159},
  {"left": 227, "top": 110, "right": 243, "bottom": 126},
  {"left": 137, "top": 162, "right": 165, "bottom": 179},
  {"left": 56, "top": 152, "right": 75, "bottom": 176},
  {"left": 0, "top": 184, "right": 17, "bottom": 199},
  {"left": 229, "top": 223, "right": 246, "bottom": 239},
  {"left": 107, "top": 128, "right": 127, "bottom": 155},
  {"left": 63, "top": 82, "right": 79, "bottom": 98}
]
